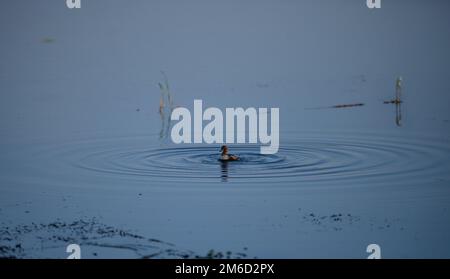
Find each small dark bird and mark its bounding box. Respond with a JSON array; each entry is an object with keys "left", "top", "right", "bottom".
[{"left": 219, "top": 145, "right": 239, "bottom": 161}]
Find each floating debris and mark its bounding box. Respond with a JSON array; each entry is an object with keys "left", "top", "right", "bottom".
[
  {"left": 0, "top": 218, "right": 250, "bottom": 259},
  {"left": 41, "top": 37, "right": 55, "bottom": 44},
  {"left": 256, "top": 82, "right": 270, "bottom": 89},
  {"left": 301, "top": 212, "right": 361, "bottom": 231},
  {"left": 306, "top": 103, "right": 365, "bottom": 110},
  {"left": 331, "top": 103, "right": 365, "bottom": 109},
  {"left": 299, "top": 211, "right": 401, "bottom": 232},
  {"left": 195, "top": 249, "right": 249, "bottom": 259},
  {"left": 383, "top": 100, "right": 402, "bottom": 104}
]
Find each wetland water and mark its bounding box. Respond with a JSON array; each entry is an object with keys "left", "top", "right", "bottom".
[{"left": 1, "top": 0, "right": 450, "bottom": 258}]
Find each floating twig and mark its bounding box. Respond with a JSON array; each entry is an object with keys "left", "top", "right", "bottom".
[
  {"left": 305, "top": 103, "right": 365, "bottom": 110},
  {"left": 331, "top": 103, "right": 365, "bottom": 109}
]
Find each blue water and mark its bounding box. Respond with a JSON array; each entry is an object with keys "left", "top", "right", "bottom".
[
  {"left": 10, "top": 131, "right": 449, "bottom": 186},
  {"left": 1, "top": 0, "right": 450, "bottom": 258}
]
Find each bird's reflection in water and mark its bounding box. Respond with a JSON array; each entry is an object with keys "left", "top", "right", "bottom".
[{"left": 220, "top": 161, "right": 229, "bottom": 182}]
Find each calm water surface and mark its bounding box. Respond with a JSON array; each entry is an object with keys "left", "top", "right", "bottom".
[{"left": 1, "top": 0, "right": 450, "bottom": 258}]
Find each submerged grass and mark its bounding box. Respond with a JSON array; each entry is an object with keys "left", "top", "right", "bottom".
[
  {"left": 157, "top": 71, "right": 175, "bottom": 141},
  {"left": 384, "top": 77, "right": 403, "bottom": 104},
  {"left": 158, "top": 71, "right": 174, "bottom": 114}
]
